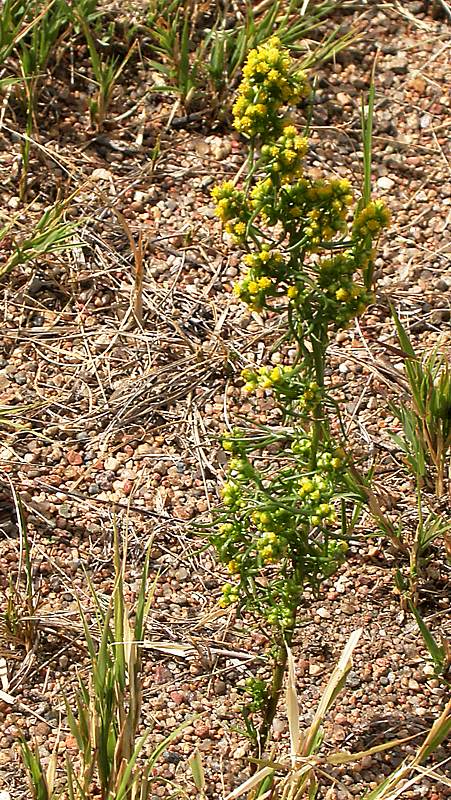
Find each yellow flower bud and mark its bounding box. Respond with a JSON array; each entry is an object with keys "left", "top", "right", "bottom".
[
  {"left": 259, "top": 377, "right": 272, "bottom": 389},
  {"left": 335, "top": 288, "right": 349, "bottom": 301},
  {"left": 258, "top": 277, "right": 272, "bottom": 289}
]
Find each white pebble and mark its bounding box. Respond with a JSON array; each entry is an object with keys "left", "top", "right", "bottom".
[{"left": 377, "top": 176, "right": 395, "bottom": 190}]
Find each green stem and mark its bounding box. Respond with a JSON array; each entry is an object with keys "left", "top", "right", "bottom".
[
  {"left": 309, "top": 328, "right": 329, "bottom": 470},
  {"left": 309, "top": 419, "right": 321, "bottom": 471},
  {"left": 255, "top": 626, "right": 293, "bottom": 762},
  {"left": 254, "top": 553, "right": 305, "bottom": 762}
]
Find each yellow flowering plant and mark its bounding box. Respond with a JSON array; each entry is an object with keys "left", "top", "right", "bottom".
[{"left": 209, "top": 38, "right": 390, "bottom": 754}]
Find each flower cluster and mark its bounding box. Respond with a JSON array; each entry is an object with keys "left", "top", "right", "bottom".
[
  {"left": 314, "top": 252, "right": 374, "bottom": 327},
  {"left": 292, "top": 437, "right": 345, "bottom": 471},
  {"left": 241, "top": 365, "right": 294, "bottom": 392},
  {"left": 222, "top": 430, "right": 241, "bottom": 453},
  {"left": 219, "top": 582, "right": 239, "bottom": 607},
  {"left": 353, "top": 200, "right": 391, "bottom": 239},
  {"left": 252, "top": 507, "right": 292, "bottom": 561},
  {"left": 232, "top": 246, "right": 288, "bottom": 309},
  {"left": 241, "top": 366, "right": 323, "bottom": 416},
  {"left": 298, "top": 380, "right": 322, "bottom": 412},
  {"left": 210, "top": 180, "right": 250, "bottom": 241},
  {"left": 256, "top": 528, "right": 286, "bottom": 563},
  {"left": 286, "top": 177, "right": 354, "bottom": 242},
  {"left": 214, "top": 431, "right": 347, "bottom": 593},
  {"left": 227, "top": 456, "right": 255, "bottom": 483},
  {"left": 249, "top": 177, "right": 276, "bottom": 222},
  {"left": 266, "top": 603, "right": 294, "bottom": 630},
  {"left": 245, "top": 175, "right": 355, "bottom": 243},
  {"left": 261, "top": 125, "right": 308, "bottom": 182},
  {"left": 232, "top": 37, "right": 310, "bottom": 139},
  {"left": 211, "top": 174, "right": 360, "bottom": 261},
  {"left": 297, "top": 474, "right": 337, "bottom": 527},
  {"left": 243, "top": 246, "right": 286, "bottom": 277},
  {"left": 233, "top": 272, "right": 277, "bottom": 310},
  {"left": 220, "top": 480, "right": 242, "bottom": 509},
  {"left": 317, "top": 447, "right": 346, "bottom": 473}
]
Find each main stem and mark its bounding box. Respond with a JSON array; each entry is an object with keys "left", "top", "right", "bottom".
[
  {"left": 253, "top": 331, "right": 329, "bottom": 760},
  {"left": 255, "top": 625, "right": 294, "bottom": 761},
  {"left": 309, "top": 329, "right": 328, "bottom": 470}
]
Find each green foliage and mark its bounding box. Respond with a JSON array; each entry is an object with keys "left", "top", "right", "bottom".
[
  {"left": 198, "top": 634, "right": 451, "bottom": 800},
  {"left": 244, "top": 677, "right": 269, "bottom": 713},
  {"left": 188, "top": 749, "right": 206, "bottom": 798},
  {"left": 0, "top": 0, "right": 50, "bottom": 63},
  {"left": 1, "top": 0, "right": 101, "bottom": 194},
  {"left": 0, "top": 200, "right": 80, "bottom": 280},
  {"left": 393, "top": 491, "right": 451, "bottom": 682},
  {"left": 2, "top": 1, "right": 56, "bottom": 194},
  {"left": 20, "top": 525, "right": 193, "bottom": 799},
  {"left": 407, "top": 596, "right": 450, "bottom": 681},
  {"left": 0, "top": 482, "right": 40, "bottom": 653},
  {"left": 215, "top": 428, "right": 352, "bottom": 629},
  {"left": 0, "top": 0, "right": 100, "bottom": 72},
  {"left": 2, "top": 0, "right": 127, "bottom": 135},
  {"left": 16, "top": 0, "right": 69, "bottom": 77},
  {"left": 146, "top": 0, "right": 355, "bottom": 118},
  {"left": 390, "top": 307, "right": 451, "bottom": 496},
  {"left": 4, "top": 1, "right": 71, "bottom": 195},
  {"left": 72, "top": 2, "right": 136, "bottom": 130},
  {"left": 209, "top": 39, "right": 390, "bottom": 753}
]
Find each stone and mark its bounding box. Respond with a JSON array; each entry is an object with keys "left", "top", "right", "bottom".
[
  {"left": 135, "top": 443, "right": 153, "bottom": 456},
  {"left": 0, "top": 372, "right": 10, "bottom": 390},
  {"left": 377, "top": 176, "right": 395, "bottom": 190},
  {"left": 336, "top": 92, "right": 353, "bottom": 106},
  {"left": 390, "top": 57, "right": 408, "bottom": 74},
  {"left": 309, "top": 664, "right": 323, "bottom": 676},
  {"left": 104, "top": 456, "right": 120, "bottom": 472},
  {"left": 213, "top": 680, "right": 227, "bottom": 696},
  {"left": 66, "top": 449, "right": 83, "bottom": 466}
]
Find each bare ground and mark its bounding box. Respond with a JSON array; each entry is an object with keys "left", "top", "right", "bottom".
[{"left": 0, "top": 1, "right": 450, "bottom": 797}]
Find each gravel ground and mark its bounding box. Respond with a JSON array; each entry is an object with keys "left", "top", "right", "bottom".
[{"left": 0, "top": 1, "right": 450, "bottom": 798}]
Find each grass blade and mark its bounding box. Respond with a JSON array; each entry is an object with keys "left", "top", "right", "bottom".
[
  {"left": 286, "top": 645, "right": 301, "bottom": 766},
  {"left": 302, "top": 628, "right": 363, "bottom": 756}
]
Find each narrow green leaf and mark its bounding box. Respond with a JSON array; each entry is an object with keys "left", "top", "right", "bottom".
[
  {"left": 188, "top": 749, "right": 205, "bottom": 791},
  {"left": 408, "top": 600, "right": 445, "bottom": 669},
  {"left": 390, "top": 304, "right": 417, "bottom": 359}
]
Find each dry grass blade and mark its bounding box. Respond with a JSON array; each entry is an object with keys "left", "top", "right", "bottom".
[
  {"left": 364, "top": 698, "right": 451, "bottom": 800},
  {"left": 227, "top": 651, "right": 449, "bottom": 800},
  {"left": 224, "top": 766, "right": 274, "bottom": 800},
  {"left": 286, "top": 646, "right": 300, "bottom": 768},
  {"left": 380, "top": 756, "right": 451, "bottom": 800},
  {"left": 411, "top": 696, "right": 451, "bottom": 764},
  {"left": 414, "top": 756, "right": 451, "bottom": 788},
  {"left": 301, "top": 628, "right": 363, "bottom": 757},
  {"left": 113, "top": 208, "right": 145, "bottom": 328},
  {"left": 224, "top": 630, "right": 365, "bottom": 800}
]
